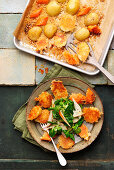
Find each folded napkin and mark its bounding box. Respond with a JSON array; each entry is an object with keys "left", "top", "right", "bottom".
[{"left": 12, "top": 64, "right": 94, "bottom": 150}]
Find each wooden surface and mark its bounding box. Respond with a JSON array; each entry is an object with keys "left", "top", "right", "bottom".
[
  {"left": 0, "top": 85, "right": 114, "bottom": 169},
  {"left": 0, "top": 0, "right": 114, "bottom": 85}
]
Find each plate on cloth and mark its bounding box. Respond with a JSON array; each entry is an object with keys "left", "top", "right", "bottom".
[{"left": 26, "top": 77, "right": 104, "bottom": 153}]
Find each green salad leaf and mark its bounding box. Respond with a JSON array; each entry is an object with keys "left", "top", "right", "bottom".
[
  {"left": 63, "top": 130, "right": 75, "bottom": 141},
  {"left": 49, "top": 98, "right": 75, "bottom": 125},
  {"left": 72, "top": 117, "right": 84, "bottom": 134},
  {"left": 48, "top": 98, "right": 84, "bottom": 140},
  {"left": 49, "top": 125, "right": 62, "bottom": 137}
]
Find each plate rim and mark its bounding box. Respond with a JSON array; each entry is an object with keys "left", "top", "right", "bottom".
[{"left": 26, "top": 77, "right": 104, "bottom": 153}]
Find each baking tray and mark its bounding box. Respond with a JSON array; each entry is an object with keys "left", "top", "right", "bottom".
[{"left": 13, "top": 0, "right": 114, "bottom": 76}]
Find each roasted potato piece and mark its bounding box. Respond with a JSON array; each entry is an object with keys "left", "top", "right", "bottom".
[
  {"left": 75, "top": 28, "right": 90, "bottom": 41},
  {"left": 88, "top": 25, "right": 101, "bottom": 34},
  {"left": 37, "top": 0, "right": 50, "bottom": 4},
  {"left": 57, "top": 0, "right": 66, "bottom": 2},
  {"left": 44, "top": 24, "right": 57, "bottom": 38},
  {"left": 50, "top": 80, "right": 68, "bottom": 99},
  {"left": 85, "top": 13, "right": 99, "bottom": 26},
  {"left": 35, "top": 109, "right": 50, "bottom": 123},
  {"left": 85, "top": 88, "right": 95, "bottom": 104},
  {"left": 36, "top": 16, "right": 48, "bottom": 26},
  {"left": 28, "top": 27, "right": 42, "bottom": 41},
  {"left": 66, "top": 0, "right": 80, "bottom": 15},
  {"left": 69, "top": 93, "right": 86, "bottom": 104},
  {"left": 36, "top": 36, "right": 49, "bottom": 51},
  {"left": 40, "top": 132, "right": 51, "bottom": 141},
  {"left": 53, "top": 32, "right": 67, "bottom": 47},
  {"left": 79, "top": 124, "right": 91, "bottom": 140},
  {"left": 28, "top": 106, "right": 42, "bottom": 120},
  {"left": 63, "top": 51, "right": 79, "bottom": 65},
  {"left": 30, "top": 7, "right": 42, "bottom": 18},
  {"left": 76, "top": 42, "right": 90, "bottom": 62},
  {"left": 83, "top": 107, "right": 102, "bottom": 123},
  {"left": 58, "top": 135, "right": 75, "bottom": 149},
  {"left": 77, "top": 6, "right": 91, "bottom": 17},
  {"left": 46, "top": 1, "right": 61, "bottom": 16},
  {"left": 37, "top": 91, "right": 52, "bottom": 108},
  {"left": 59, "top": 14, "right": 76, "bottom": 32}
]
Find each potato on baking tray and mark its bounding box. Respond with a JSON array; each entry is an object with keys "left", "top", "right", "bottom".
[
  {"left": 63, "top": 50, "right": 79, "bottom": 65},
  {"left": 36, "top": 36, "right": 49, "bottom": 51},
  {"left": 19, "top": 0, "right": 105, "bottom": 68},
  {"left": 53, "top": 32, "right": 67, "bottom": 47},
  {"left": 59, "top": 14, "right": 76, "bottom": 32},
  {"left": 76, "top": 42, "right": 90, "bottom": 62}
]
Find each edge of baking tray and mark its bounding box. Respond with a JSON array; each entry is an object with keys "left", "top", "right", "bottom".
[{"left": 14, "top": 37, "right": 102, "bottom": 76}]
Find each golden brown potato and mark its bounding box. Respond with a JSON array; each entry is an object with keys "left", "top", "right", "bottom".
[
  {"left": 76, "top": 42, "right": 90, "bottom": 62},
  {"left": 28, "top": 106, "right": 42, "bottom": 120},
  {"left": 46, "top": 1, "right": 61, "bottom": 16},
  {"left": 50, "top": 80, "right": 68, "bottom": 99},
  {"left": 84, "top": 13, "right": 99, "bottom": 26},
  {"left": 28, "top": 26, "right": 42, "bottom": 41},
  {"left": 63, "top": 51, "right": 79, "bottom": 65},
  {"left": 75, "top": 28, "right": 90, "bottom": 41},
  {"left": 85, "top": 88, "right": 95, "bottom": 104},
  {"left": 53, "top": 32, "right": 67, "bottom": 47},
  {"left": 66, "top": 0, "right": 80, "bottom": 15},
  {"left": 59, "top": 14, "right": 76, "bottom": 32},
  {"left": 57, "top": 0, "right": 66, "bottom": 2},
  {"left": 69, "top": 93, "right": 86, "bottom": 104},
  {"left": 37, "top": 91, "right": 53, "bottom": 108},
  {"left": 44, "top": 24, "right": 57, "bottom": 38},
  {"left": 79, "top": 124, "right": 91, "bottom": 140},
  {"left": 36, "top": 36, "right": 49, "bottom": 51},
  {"left": 58, "top": 135, "right": 75, "bottom": 149},
  {"left": 40, "top": 132, "right": 51, "bottom": 141},
  {"left": 83, "top": 107, "right": 102, "bottom": 123},
  {"left": 35, "top": 109, "right": 50, "bottom": 123}
]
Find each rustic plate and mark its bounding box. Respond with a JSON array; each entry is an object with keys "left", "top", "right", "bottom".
[{"left": 26, "top": 77, "right": 104, "bottom": 153}]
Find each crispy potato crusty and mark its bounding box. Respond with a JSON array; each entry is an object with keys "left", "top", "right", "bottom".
[
  {"left": 35, "top": 109, "right": 50, "bottom": 123},
  {"left": 36, "top": 37, "right": 49, "bottom": 52},
  {"left": 69, "top": 93, "right": 86, "bottom": 104},
  {"left": 28, "top": 106, "right": 42, "bottom": 120},
  {"left": 76, "top": 42, "right": 90, "bottom": 62},
  {"left": 53, "top": 32, "right": 67, "bottom": 48},
  {"left": 63, "top": 51, "right": 80, "bottom": 65},
  {"left": 37, "top": 91, "right": 52, "bottom": 108},
  {"left": 85, "top": 88, "right": 95, "bottom": 104},
  {"left": 88, "top": 25, "right": 101, "bottom": 34},
  {"left": 50, "top": 80, "right": 68, "bottom": 99},
  {"left": 58, "top": 135, "right": 75, "bottom": 149},
  {"left": 83, "top": 107, "right": 102, "bottom": 123},
  {"left": 59, "top": 14, "right": 76, "bottom": 32},
  {"left": 40, "top": 131, "right": 51, "bottom": 141},
  {"left": 79, "top": 124, "right": 91, "bottom": 140}
]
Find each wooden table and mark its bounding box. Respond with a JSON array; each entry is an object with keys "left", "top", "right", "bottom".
[{"left": 0, "top": 1, "right": 114, "bottom": 169}]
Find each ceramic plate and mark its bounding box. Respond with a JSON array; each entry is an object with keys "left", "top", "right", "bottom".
[{"left": 26, "top": 77, "right": 104, "bottom": 153}]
